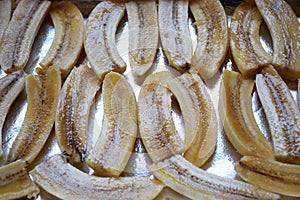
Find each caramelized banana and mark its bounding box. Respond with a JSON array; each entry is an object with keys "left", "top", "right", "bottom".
[
  {"left": 0, "top": 0, "right": 50, "bottom": 73},
  {"left": 56, "top": 65, "right": 100, "bottom": 163},
  {"left": 219, "top": 70, "right": 274, "bottom": 159},
  {"left": 84, "top": 1, "right": 126, "bottom": 79},
  {"left": 236, "top": 156, "right": 300, "bottom": 197},
  {"left": 30, "top": 155, "right": 164, "bottom": 200},
  {"left": 230, "top": 1, "right": 272, "bottom": 78},
  {"left": 0, "top": 0, "right": 11, "bottom": 46},
  {"left": 158, "top": 0, "right": 192, "bottom": 70},
  {"left": 6, "top": 67, "right": 61, "bottom": 166},
  {"left": 126, "top": 0, "right": 158, "bottom": 76},
  {"left": 40, "top": 2, "right": 84, "bottom": 78},
  {"left": 0, "top": 160, "right": 39, "bottom": 199},
  {"left": 256, "top": 65, "right": 300, "bottom": 164},
  {"left": 87, "top": 72, "right": 137, "bottom": 177},
  {"left": 168, "top": 73, "right": 217, "bottom": 167},
  {"left": 149, "top": 155, "right": 279, "bottom": 200},
  {"left": 189, "top": 0, "right": 228, "bottom": 79},
  {"left": 0, "top": 71, "right": 26, "bottom": 161},
  {"left": 255, "top": 0, "right": 300, "bottom": 80},
  {"left": 138, "top": 71, "right": 185, "bottom": 163}
]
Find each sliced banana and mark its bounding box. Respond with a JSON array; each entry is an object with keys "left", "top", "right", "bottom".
[
  {"left": 56, "top": 64, "right": 100, "bottom": 163},
  {"left": 149, "top": 155, "right": 280, "bottom": 200},
  {"left": 0, "top": 159, "right": 39, "bottom": 199},
  {"left": 255, "top": 0, "right": 300, "bottom": 80},
  {"left": 230, "top": 1, "right": 272, "bottom": 78},
  {"left": 236, "top": 156, "right": 300, "bottom": 197},
  {"left": 256, "top": 65, "right": 300, "bottom": 164},
  {"left": 138, "top": 71, "right": 185, "bottom": 163},
  {"left": 189, "top": 0, "right": 228, "bottom": 79},
  {"left": 0, "top": 0, "right": 11, "bottom": 47},
  {"left": 40, "top": 2, "right": 84, "bottom": 78},
  {"left": 158, "top": 0, "right": 192, "bottom": 70},
  {"left": 6, "top": 67, "right": 61, "bottom": 166},
  {"left": 30, "top": 154, "right": 164, "bottom": 200},
  {"left": 167, "top": 73, "right": 217, "bottom": 167},
  {"left": 125, "top": 0, "right": 158, "bottom": 76},
  {"left": 0, "top": 71, "right": 26, "bottom": 161},
  {"left": 86, "top": 72, "right": 137, "bottom": 177},
  {"left": 219, "top": 70, "right": 274, "bottom": 159},
  {"left": 0, "top": 0, "right": 50, "bottom": 73},
  {"left": 84, "top": 1, "right": 126, "bottom": 79}
]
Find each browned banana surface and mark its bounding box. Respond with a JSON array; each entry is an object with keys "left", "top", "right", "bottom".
[
  {"left": 0, "top": 159, "right": 39, "bottom": 199},
  {"left": 0, "top": 0, "right": 11, "bottom": 47},
  {"left": 0, "top": 0, "right": 50, "bottom": 73},
  {"left": 56, "top": 65, "right": 100, "bottom": 163},
  {"left": 6, "top": 67, "right": 61, "bottom": 166}
]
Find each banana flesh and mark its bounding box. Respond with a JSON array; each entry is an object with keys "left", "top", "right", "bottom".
[
  {"left": 56, "top": 65, "right": 100, "bottom": 163},
  {"left": 125, "top": 0, "right": 158, "bottom": 77},
  {"left": 0, "top": 0, "right": 11, "bottom": 47},
  {"left": 6, "top": 67, "right": 61, "bottom": 166},
  {"left": 158, "top": 0, "right": 192, "bottom": 70},
  {"left": 40, "top": 2, "right": 84, "bottom": 78},
  {"left": 255, "top": 0, "right": 300, "bottom": 80},
  {"left": 0, "top": 70, "right": 26, "bottom": 162},
  {"left": 236, "top": 156, "right": 300, "bottom": 197},
  {"left": 167, "top": 73, "right": 217, "bottom": 167},
  {"left": 0, "top": 159, "right": 39, "bottom": 199},
  {"left": 230, "top": 1, "right": 272, "bottom": 78},
  {"left": 138, "top": 71, "right": 185, "bottom": 163},
  {"left": 0, "top": 0, "right": 50, "bottom": 73},
  {"left": 149, "top": 155, "right": 280, "bottom": 200},
  {"left": 256, "top": 66, "right": 300, "bottom": 164},
  {"left": 189, "top": 0, "right": 228, "bottom": 79},
  {"left": 84, "top": 1, "right": 126, "bottom": 79},
  {"left": 30, "top": 154, "right": 164, "bottom": 200},
  {"left": 86, "top": 72, "right": 137, "bottom": 177},
  {"left": 219, "top": 70, "right": 274, "bottom": 159}
]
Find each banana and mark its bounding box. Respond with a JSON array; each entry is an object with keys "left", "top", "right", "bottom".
[
  {"left": 56, "top": 64, "right": 100, "bottom": 163},
  {"left": 158, "top": 0, "right": 192, "bottom": 70},
  {"left": 0, "top": 0, "right": 50, "bottom": 73},
  {"left": 167, "top": 73, "right": 217, "bottom": 167},
  {"left": 84, "top": 1, "right": 126, "bottom": 79},
  {"left": 149, "top": 155, "right": 280, "bottom": 200},
  {"left": 189, "top": 0, "right": 228, "bottom": 79},
  {"left": 6, "top": 67, "right": 61, "bottom": 166},
  {"left": 86, "top": 72, "right": 137, "bottom": 177},
  {"left": 256, "top": 65, "right": 300, "bottom": 164},
  {"left": 30, "top": 154, "right": 164, "bottom": 200},
  {"left": 255, "top": 0, "right": 300, "bottom": 80},
  {"left": 236, "top": 156, "right": 300, "bottom": 197},
  {"left": 154, "top": 187, "right": 191, "bottom": 200},
  {"left": 0, "top": 0, "right": 11, "bottom": 47},
  {"left": 219, "top": 70, "right": 274, "bottom": 159},
  {"left": 125, "top": 0, "right": 158, "bottom": 76},
  {"left": 39, "top": 2, "right": 84, "bottom": 78},
  {"left": 0, "top": 71, "right": 26, "bottom": 162},
  {"left": 138, "top": 71, "right": 185, "bottom": 163},
  {"left": 230, "top": 1, "right": 272, "bottom": 79},
  {"left": 0, "top": 159, "right": 39, "bottom": 199}
]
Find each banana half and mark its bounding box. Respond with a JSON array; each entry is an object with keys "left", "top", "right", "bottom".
[
  {"left": 138, "top": 71, "right": 185, "bottom": 163},
  {"left": 40, "top": 2, "right": 84, "bottom": 78},
  {"left": 236, "top": 156, "right": 300, "bottom": 197},
  {"left": 87, "top": 72, "right": 137, "bottom": 177},
  {"left": 149, "top": 155, "right": 280, "bottom": 200},
  {"left": 219, "top": 70, "right": 274, "bottom": 159},
  {"left": 30, "top": 155, "right": 164, "bottom": 200},
  {"left": 0, "top": 0, "right": 50, "bottom": 73},
  {"left": 168, "top": 73, "right": 217, "bottom": 167},
  {"left": 190, "top": 0, "right": 228, "bottom": 79}
]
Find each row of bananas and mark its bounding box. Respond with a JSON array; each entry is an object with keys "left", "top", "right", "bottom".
[{"left": 0, "top": 0, "right": 299, "bottom": 199}]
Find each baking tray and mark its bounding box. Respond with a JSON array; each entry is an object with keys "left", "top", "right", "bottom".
[{"left": 1, "top": 1, "right": 299, "bottom": 199}]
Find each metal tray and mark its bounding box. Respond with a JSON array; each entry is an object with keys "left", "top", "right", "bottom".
[{"left": 1, "top": 1, "right": 299, "bottom": 199}]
